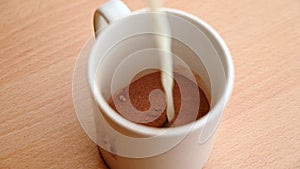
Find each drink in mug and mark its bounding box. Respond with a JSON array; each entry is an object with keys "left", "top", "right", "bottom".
[{"left": 87, "top": 0, "right": 234, "bottom": 169}]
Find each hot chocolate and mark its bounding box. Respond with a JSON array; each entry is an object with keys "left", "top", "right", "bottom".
[{"left": 108, "top": 71, "right": 210, "bottom": 128}]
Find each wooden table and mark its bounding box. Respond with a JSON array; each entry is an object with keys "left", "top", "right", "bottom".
[{"left": 1, "top": 0, "right": 299, "bottom": 168}]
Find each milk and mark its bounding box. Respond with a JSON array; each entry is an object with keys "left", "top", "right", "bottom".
[{"left": 146, "top": 0, "right": 175, "bottom": 123}]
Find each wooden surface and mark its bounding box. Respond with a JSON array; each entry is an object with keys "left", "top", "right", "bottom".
[{"left": 0, "top": 0, "right": 299, "bottom": 168}]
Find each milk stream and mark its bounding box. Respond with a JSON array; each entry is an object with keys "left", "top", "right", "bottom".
[{"left": 146, "top": 0, "right": 175, "bottom": 123}]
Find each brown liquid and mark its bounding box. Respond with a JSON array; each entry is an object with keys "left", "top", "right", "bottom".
[{"left": 108, "top": 71, "right": 210, "bottom": 128}]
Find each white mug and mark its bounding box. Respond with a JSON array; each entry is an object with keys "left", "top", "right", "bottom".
[{"left": 88, "top": 0, "right": 234, "bottom": 169}]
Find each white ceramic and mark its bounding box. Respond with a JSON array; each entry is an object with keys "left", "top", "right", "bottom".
[{"left": 88, "top": 0, "right": 234, "bottom": 169}]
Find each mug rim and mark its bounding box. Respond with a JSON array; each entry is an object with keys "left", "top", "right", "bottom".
[{"left": 88, "top": 8, "right": 234, "bottom": 137}]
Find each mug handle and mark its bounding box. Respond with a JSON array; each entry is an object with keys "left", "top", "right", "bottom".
[{"left": 93, "top": 0, "right": 131, "bottom": 37}]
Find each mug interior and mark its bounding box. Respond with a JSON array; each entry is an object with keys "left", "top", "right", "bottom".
[{"left": 88, "top": 9, "right": 233, "bottom": 136}]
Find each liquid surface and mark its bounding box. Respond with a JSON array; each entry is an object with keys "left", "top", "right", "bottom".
[{"left": 108, "top": 72, "right": 210, "bottom": 128}]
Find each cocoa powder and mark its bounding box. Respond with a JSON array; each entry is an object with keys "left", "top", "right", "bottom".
[{"left": 108, "top": 72, "right": 210, "bottom": 128}]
